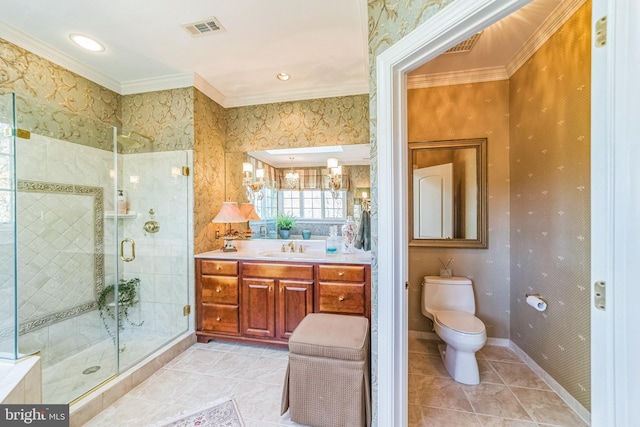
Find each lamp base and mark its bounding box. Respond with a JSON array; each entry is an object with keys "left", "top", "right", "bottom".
[{"left": 222, "top": 239, "right": 237, "bottom": 252}]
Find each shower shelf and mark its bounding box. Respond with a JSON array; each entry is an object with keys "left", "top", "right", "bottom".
[
  {"left": 106, "top": 300, "right": 139, "bottom": 308},
  {"left": 105, "top": 211, "right": 137, "bottom": 219}
]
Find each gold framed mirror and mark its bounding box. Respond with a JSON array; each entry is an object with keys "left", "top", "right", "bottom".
[{"left": 409, "top": 138, "right": 487, "bottom": 248}]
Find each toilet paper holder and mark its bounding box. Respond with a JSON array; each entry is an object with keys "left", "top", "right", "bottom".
[{"left": 525, "top": 293, "right": 547, "bottom": 312}]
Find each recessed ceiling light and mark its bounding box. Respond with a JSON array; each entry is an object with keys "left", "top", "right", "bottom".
[
  {"left": 69, "top": 34, "right": 105, "bottom": 52},
  {"left": 276, "top": 73, "right": 290, "bottom": 81}
]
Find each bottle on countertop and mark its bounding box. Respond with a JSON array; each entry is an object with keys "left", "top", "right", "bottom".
[{"left": 326, "top": 225, "right": 341, "bottom": 255}]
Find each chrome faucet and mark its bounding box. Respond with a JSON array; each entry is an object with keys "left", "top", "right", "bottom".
[{"left": 288, "top": 241, "right": 295, "bottom": 252}]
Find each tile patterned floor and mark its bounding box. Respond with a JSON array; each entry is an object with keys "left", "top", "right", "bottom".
[
  {"left": 82, "top": 337, "right": 589, "bottom": 426},
  {"left": 408, "top": 336, "right": 589, "bottom": 426}
]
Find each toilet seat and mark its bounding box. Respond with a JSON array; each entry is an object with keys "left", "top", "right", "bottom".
[{"left": 434, "top": 310, "right": 485, "bottom": 335}]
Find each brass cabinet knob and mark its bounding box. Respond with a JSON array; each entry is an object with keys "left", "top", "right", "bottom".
[
  {"left": 216, "top": 265, "right": 221, "bottom": 270},
  {"left": 269, "top": 286, "right": 273, "bottom": 292},
  {"left": 280, "top": 286, "right": 284, "bottom": 293},
  {"left": 338, "top": 296, "right": 345, "bottom": 301},
  {"left": 338, "top": 271, "right": 345, "bottom": 276},
  {"left": 216, "top": 316, "right": 222, "bottom": 322},
  {"left": 215, "top": 288, "right": 221, "bottom": 293}
]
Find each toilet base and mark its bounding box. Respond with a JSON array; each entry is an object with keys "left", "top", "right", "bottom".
[{"left": 438, "top": 343, "right": 480, "bottom": 385}]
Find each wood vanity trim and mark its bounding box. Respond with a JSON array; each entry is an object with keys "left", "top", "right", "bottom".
[{"left": 195, "top": 258, "right": 371, "bottom": 346}]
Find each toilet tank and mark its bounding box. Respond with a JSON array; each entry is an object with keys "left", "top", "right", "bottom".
[{"left": 421, "top": 276, "right": 476, "bottom": 317}]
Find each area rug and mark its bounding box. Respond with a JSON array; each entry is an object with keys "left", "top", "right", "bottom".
[{"left": 150, "top": 398, "right": 245, "bottom": 427}]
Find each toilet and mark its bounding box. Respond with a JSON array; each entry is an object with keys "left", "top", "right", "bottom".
[{"left": 421, "top": 276, "right": 487, "bottom": 385}]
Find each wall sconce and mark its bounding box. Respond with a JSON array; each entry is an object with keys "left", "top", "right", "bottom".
[
  {"left": 327, "top": 157, "right": 342, "bottom": 198},
  {"left": 285, "top": 157, "right": 299, "bottom": 189},
  {"left": 242, "top": 162, "right": 265, "bottom": 201},
  {"left": 212, "top": 202, "right": 250, "bottom": 252}
]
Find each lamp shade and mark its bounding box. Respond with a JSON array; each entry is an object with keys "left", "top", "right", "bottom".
[
  {"left": 239, "top": 203, "right": 261, "bottom": 221},
  {"left": 211, "top": 202, "right": 247, "bottom": 223}
]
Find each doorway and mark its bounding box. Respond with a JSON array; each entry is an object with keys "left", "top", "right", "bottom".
[{"left": 374, "top": 0, "right": 591, "bottom": 425}]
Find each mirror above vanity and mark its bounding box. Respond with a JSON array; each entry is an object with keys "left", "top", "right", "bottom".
[
  {"left": 224, "top": 143, "right": 371, "bottom": 240},
  {"left": 409, "top": 138, "right": 487, "bottom": 248}
]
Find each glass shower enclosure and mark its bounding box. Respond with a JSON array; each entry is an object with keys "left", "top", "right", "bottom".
[{"left": 0, "top": 92, "right": 191, "bottom": 404}]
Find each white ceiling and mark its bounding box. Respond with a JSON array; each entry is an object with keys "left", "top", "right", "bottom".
[{"left": 0, "top": 0, "right": 577, "bottom": 108}]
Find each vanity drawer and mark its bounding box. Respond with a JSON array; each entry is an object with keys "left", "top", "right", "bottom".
[
  {"left": 200, "top": 260, "right": 238, "bottom": 276},
  {"left": 201, "top": 276, "right": 238, "bottom": 305},
  {"left": 318, "top": 282, "right": 366, "bottom": 315},
  {"left": 242, "top": 263, "right": 314, "bottom": 280},
  {"left": 200, "top": 304, "right": 239, "bottom": 335},
  {"left": 318, "top": 265, "right": 366, "bottom": 282}
]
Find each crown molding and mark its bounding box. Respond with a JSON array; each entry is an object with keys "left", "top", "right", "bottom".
[
  {"left": 193, "top": 73, "right": 227, "bottom": 107},
  {"left": 222, "top": 82, "right": 370, "bottom": 108},
  {"left": 120, "top": 73, "right": 195, "bottom": 95},
  {"left": 506, "top": 0, "right": 587, "bottom": 76},
  {"left": 408, "top": 66, "right": 508, "bottom": 89},
  {"left": 0, "top": 22, "right": 121, "bottom": 94}
]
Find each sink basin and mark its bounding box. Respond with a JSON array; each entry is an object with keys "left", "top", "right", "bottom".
[{"left": 257, "top": 251, "right": 326, "bottom": 261}]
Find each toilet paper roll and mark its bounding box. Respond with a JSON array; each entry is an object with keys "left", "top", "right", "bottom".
[{"left": 526, "top": 295, "right": 547, "bottom": 312}]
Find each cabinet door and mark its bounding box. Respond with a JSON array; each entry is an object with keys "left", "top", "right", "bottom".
[
  {"left": 277, "top": 280, "right": 314, "bottom": 340},
  {"left": 241, "top": 278, "right": 276, "bottom": 338}
]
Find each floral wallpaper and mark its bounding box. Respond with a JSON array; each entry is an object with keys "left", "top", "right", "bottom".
[
  {"left": 193, "top": 89, "right": 226, "bottom": 254},
  {"left": 407, "top": 80, "right": 511, "bottom": 339},
  {"left": 509, "top": 2, "right": 591, "bottom": 410},
  {"left": 224, "top": 95, "right": 369, "bottom": 153},
  {"left": 120, "top": 88, "right": 194, "bottom": 153},
  {"left": 0, "top": 38, "right": 120, "bottom": 129}
]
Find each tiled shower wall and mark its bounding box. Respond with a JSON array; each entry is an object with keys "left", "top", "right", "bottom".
[
  {"left": 11, "top": 133, "right": 113, "bottom": 366},
  {"left": 116, "top": 150, "right": 192, "bottom": 337},
  {"left": 5, "top": 133, "right": 192, "bottom": 367}
]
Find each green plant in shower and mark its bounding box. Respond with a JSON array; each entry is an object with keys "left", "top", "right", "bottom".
[{"left": 97, "top": 277, "right": 144, "bottom": 350}]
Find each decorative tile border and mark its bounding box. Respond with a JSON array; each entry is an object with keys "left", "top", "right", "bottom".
[{"left": 7, "top": 180, "right": 104, "bottom": 336}]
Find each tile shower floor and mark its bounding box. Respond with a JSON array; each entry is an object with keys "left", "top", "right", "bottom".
[
  {"left": 83, "top": 338, "right": 588, "bottom": 426},
  {"left": 44, "top": 333, "right": 169, "bottom": 404}
]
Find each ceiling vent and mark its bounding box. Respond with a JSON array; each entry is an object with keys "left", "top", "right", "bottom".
[
  {"left": 444, "top": 31, "right": 483, "bottom": 54},
  {"left": 182, "top": 17, "right": 225, "bottom": 37}
]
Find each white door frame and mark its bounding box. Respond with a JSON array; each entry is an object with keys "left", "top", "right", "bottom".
[
  {"left": 590, "top": 0, "right": 639, "bottom": 426},
  {"left": 377, "top": 0, "right": 639, "bottom": 424},
  {"left": 376, "top": 1, "right": 532, "bottom": 425}
]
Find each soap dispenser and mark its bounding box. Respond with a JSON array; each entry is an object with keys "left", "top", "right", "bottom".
[{"left": 117, "top": 190, "right": 127, "bottom": 214}]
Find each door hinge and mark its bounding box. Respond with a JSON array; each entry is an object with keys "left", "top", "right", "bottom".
[
  {"left": 594, "top": 281, "right": 606, "bottom": 311},
  {"left": 595, "top": 16, "right": 607, "bottom": 48},
  {"left": 405, "top": 281, "right": 410, "bottom": 289},
  {"left": 183, "top": 305, "right": 191, "bottom": 316},
  {"left": 16, "top": 128, "right": 31, "bottom": 139},
  {"left": 182, "top": 166, "right": 190, "bottom": 176}
]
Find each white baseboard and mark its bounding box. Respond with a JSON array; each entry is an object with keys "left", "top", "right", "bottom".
[{"left": 509, "top": 341, "right": 591, "bottom": 426}]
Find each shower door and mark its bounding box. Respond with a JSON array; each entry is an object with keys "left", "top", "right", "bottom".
[
  {"left": 113, "top": 146, "right": 191, "bottom": 373},
  {"left": 11, "top": 97, "right": 120, "bottom": 403}
]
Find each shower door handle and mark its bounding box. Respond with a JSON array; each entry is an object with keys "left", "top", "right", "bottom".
[{"left": 120, "top": 238, "right": 136, "bottom": 262}]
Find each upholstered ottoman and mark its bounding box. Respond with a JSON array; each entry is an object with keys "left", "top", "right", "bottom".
[{"left": 281, "top": 313, "right": 370, "bottom": 427}]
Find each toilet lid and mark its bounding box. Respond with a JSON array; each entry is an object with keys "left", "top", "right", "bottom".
[{"left": 435, "top": 310, "right": 485, "bottom": 334}]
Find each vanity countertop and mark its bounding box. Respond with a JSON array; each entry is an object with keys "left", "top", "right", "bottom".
[{"left": 195, "top": 247, "right": 371, "bottom": 265}]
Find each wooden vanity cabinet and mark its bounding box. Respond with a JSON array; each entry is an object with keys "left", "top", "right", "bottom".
[
  {"left": 196, "top": 258, "right": 370, "bottom": 345},
  {"left": 317, "top": 264, "right": 371, "bottom": 318},
  {"left": 196, "top": 260, "right": 240, "bottom": 341},
  {"left": 241, "top": 262, "right": 314, "bottom": 342}
]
